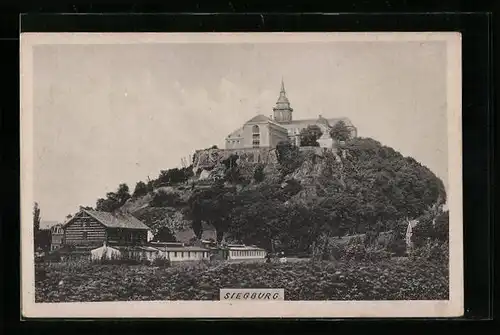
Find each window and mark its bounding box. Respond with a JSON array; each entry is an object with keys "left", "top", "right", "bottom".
[
  {"left": 82, "top": 222, "right": 87, "bottom": 228},
  {"left": 82, "top": 231, "right": 88, "bottom": 240},
  {"left": 252, "top": 125, "right": 260, "bottom": 134},
  {"left": 174, "top": 252, "right": 177, "bottom": 257}
]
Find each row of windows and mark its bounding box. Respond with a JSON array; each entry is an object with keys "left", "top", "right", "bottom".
[
  {"left": 227, "top": 139, "right": 241, "bottom": 144},
  {"left": 169, "top": 251, "right": 209, "bottom": 258},
  {"left": 231, "top": 250, "right": 265, "bottom": 257}
]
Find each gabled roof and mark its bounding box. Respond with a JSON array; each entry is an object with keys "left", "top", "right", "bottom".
[
  {"left": 245, "top": 114, "right": 272, "bottom": 124},
  {"left": 40, "top": 220, "right": 59, "bottom": 230},
  {"left": 77, "top": 209, "right": 151, "bottom": 230}
]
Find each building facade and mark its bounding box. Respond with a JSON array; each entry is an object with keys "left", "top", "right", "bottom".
[
  {"left": 50, "top": 224, "right": 65, "bottom": 251},
  {"left": 225, "top": 79, "right": 357, "bottom": 149}
]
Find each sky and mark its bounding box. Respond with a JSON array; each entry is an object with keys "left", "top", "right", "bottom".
[{"left": 33, "top": 39, "right": 448, "bottom": 222}]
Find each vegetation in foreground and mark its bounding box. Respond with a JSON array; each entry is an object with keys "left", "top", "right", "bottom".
[
  {"left": 35, "top": 238, "right": 448, "bottom": 302},
  {"left": 35, "top": 256, "right": 448, "bottom": 302}
]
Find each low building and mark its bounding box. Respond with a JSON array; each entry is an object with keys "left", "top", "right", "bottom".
[
  {"left": 90, "top": 243, "right": 163, "bottom": 262},
  {"left": 226, "top": 245, "right": 267, "bottom": 260},
  {"left": 155, "top": 246, "right": 210, "bottom": 262},
  {"left": 117, "top": 245, "right": 161, "bottom": 262},
  {"left": 90, "top": 243, "right": 122, "bottom": 261}
]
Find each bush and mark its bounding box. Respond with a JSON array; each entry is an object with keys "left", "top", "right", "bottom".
[
  {"left": 149, "top": 190, "right": 184, "bottom": 208},
  {"left": 410, "top": 239, "right": 449, "bottom": 265},
  {"left": 338, "top": 236, "right": 391, "bottom": 262},
  {"left": 152, "top": 257, "right": 171, "bottom": 268},
  {"left": 253, "top": 164, "right": 265, "bottom": 182},
  {"left": 311, "top": 235, "right": 342, "bottom": 261}
]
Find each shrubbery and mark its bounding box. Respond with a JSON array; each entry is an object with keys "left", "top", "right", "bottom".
[{"left": 149, "top": 190, "right": 184, "bottom": 208}]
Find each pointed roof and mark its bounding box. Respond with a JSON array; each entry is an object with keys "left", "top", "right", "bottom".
[{"left": 274, "top": 78, "right": 292, "bottom": 110}]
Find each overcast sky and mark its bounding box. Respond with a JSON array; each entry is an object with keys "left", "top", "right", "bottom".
[{"left": 33, "top": 40, "right": 448, "bottom": 222}]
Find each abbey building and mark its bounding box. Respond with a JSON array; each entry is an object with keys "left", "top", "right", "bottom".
[{"left": 225, "top": 79, "right": 357, "bottom": 150}]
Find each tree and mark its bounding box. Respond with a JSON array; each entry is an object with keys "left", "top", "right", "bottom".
[
  {"left": 276, "top": 141, "right": 303, "bottom": 177},
  {"left": 157, "top": 167, "right": 192, "bottom": 185},
  {"left": 95, "top": 183, "right": 131, "bottom": 212},
  {"left": 133, "top": 181, "right": 149, "bottom": 197},
  {"left": 153, "top": 227, "right": 177, "bottom": 242},
  {"left": 33, "top": 202, "right": 40, "bottom": 233},
  {"left": 330, "top": 120, "right": 351, "bottom": 142},
  {"left": 434, "top": 210, "right": 449, "bottom": 243},
  {"left": 33, "top": 202, "right": 41, "bottom": 250},
  {"left": 299, "top": 125, "right": 323, "bottom": 147},
  {"left": 116, "top": 183, "right": 131, "bottom": 204}
]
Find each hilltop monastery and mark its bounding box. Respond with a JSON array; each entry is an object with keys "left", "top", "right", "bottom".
[{"left": 225, "top": 79, "right": 357, "bottom": 150}]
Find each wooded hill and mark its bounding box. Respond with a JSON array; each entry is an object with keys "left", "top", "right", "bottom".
[{"left": 91, "top": 137, "right": 447, "bottom": 255}]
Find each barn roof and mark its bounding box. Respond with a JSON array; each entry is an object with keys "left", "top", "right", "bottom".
[{"left": 81, "top": 209, "right": 151, "bottom": 230}]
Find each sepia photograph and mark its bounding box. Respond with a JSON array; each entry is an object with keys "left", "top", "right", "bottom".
[{"left": 21, "top": 32, "right": 463, "bottom": 318}]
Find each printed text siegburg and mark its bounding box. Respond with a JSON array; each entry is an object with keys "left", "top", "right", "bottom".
[{"left": 220, "top": 289, "right": 285, "bottom": 301}]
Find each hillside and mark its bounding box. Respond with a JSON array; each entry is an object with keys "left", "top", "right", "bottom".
[{"left": 108, "top": 137, "right": 446, "bottom": 251}]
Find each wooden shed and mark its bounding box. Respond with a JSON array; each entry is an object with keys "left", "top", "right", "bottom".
[{"left": 63, "top": 208, "right": 151, "bottom": 247}]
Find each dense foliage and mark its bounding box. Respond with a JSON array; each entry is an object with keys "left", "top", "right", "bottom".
[
  {"left": 96, "top": 183, "right": 131, "bottom": 212},
  {"left": 35, "top": 257, "right": 448, "bottom": 302},
  {"left": 133, "top": 181, "right": 149, "bottom": 198},
  {"left": 157, "top": 167, "right": 194, "bottom": 186},
  {"left": 299, "top": 125, "right": 323, "bottom": 147},
  {"left": 178, "top": 137, "right": 446, "bottom": 255},
  {"left": 89, "top": 136, "right": 446, "bottom": 259},
  {"left": 329, "top": 120, "right": 351, "bottom": 142}
]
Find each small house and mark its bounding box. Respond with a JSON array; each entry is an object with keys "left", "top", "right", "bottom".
[{"left": 50, "top": 224, "right": 65, "bottom": 251}]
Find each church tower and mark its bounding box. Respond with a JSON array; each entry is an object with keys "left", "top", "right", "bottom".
[{"left": 273, "top": 78, "right": 293, "bottom": 123}]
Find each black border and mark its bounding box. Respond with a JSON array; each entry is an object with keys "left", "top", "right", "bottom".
[{"left": 2, "top": 3, "right": 497, "bottom": 334}]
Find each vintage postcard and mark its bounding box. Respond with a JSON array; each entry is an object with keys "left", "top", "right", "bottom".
[{"left": 20, "top": 32, "right": 463, "bottom": 318}]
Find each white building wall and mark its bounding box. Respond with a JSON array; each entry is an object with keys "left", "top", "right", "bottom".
[
  {"left": 228, "top": 249, "right": 266, "bottom": 260},
  {"left": 163, "top": 250, "right": 210, "bottom": 262}
]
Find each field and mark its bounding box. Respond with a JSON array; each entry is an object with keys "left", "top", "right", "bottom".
[{"left": 35, "top": 257, "right": 448, "bottom": 302}]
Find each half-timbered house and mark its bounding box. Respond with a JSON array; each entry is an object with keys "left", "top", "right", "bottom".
[{"left": 63, "top": 208, "right": 151, "bottom": 247}]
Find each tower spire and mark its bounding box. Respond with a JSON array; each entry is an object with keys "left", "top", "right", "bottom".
[{"left": 273, "top": 77, "right": 293, "bottom": 123}]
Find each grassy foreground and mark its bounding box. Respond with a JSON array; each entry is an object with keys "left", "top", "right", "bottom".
[{"left": 35, "top": 258, "right": 448, "bottom": 302}]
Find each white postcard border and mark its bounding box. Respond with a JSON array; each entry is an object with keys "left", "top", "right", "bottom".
[{"left": 20, "top": 32, "right": 463, "bottom": 318}]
